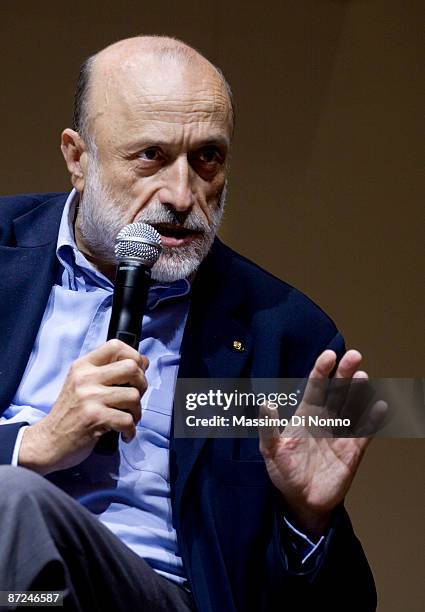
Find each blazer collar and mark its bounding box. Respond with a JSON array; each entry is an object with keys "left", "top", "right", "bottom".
[{"left": 13, "top": 193, "right": 69, "bottom": 247}]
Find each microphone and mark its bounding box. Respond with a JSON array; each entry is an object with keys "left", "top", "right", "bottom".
[{"left": 95, "top": 222, "right": 162, "bottom": 454}]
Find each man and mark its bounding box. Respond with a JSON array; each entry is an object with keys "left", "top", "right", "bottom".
[{"left": 0, "top": 36, "right": 377, "bottom": 611}]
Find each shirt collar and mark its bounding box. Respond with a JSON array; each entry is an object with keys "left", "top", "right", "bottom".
[
  {"left": 56, "top": 188, "right": 80, "bottom": 254},
  {"left": 56, "top": 189, "right": 191, "bottom": 308},
  {"left": 148, "top": 278, "right": 191, "bottom": 310}
]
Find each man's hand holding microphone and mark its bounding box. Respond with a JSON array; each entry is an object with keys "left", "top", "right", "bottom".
[{"left": 18, "top": 340, "right": 148, "bottom": 475}]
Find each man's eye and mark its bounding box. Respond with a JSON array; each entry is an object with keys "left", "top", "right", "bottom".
[
  {"left": 198, "top": 146, "right": 222, "bottom": 164},
  {"left": 139, "top": 148, "right": 162, "bottom": 161}
]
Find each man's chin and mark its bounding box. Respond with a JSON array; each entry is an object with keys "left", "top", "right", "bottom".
[{"left": 150, "top": 250, "right": 202, "bottom": 283}]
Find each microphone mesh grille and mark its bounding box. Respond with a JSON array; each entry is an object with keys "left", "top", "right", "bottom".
[{"left": 115, "top": 223, "right": 162, "bottom": 267}]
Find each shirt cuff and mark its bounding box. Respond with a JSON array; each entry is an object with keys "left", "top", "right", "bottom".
[
  {"left": 283, "top": 515, "right": 325, "bottom": 566},
  {"left": 11, "top": 426, "right": 28, "bottom": 466}
]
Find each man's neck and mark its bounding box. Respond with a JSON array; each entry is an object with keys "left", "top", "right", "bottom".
[{"left": 73, "top": 207, "right": 117, "bottom": 282}]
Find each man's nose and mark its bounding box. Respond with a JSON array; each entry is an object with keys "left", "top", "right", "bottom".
[{"left": 158, "top": 156, "right": 195, "bottom": 213}]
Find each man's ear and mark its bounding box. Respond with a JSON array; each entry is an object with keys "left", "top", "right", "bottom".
[{"left": 61, "top": 129, "right": 88, "bottom": 192}]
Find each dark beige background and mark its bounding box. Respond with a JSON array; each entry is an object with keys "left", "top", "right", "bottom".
[{"left": 1, "top": 0, "right": 424, "bottom": 609}]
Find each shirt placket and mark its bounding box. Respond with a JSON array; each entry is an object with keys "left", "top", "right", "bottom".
[{"left": 79, "top": 292, "right": 113, "bottom": 357}]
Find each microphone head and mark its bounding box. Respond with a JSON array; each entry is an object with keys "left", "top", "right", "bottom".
[{"left": 115, "top": 222, "right": 162, "bottom": 267}]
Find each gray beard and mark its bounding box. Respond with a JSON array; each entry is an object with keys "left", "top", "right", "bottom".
[{"left": 77, "top": 159, "right": 226, "bottom": 282}]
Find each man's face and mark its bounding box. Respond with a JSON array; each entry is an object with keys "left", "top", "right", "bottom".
[{"left": 75, "top": 54, "right": 232, "bottom": 282}]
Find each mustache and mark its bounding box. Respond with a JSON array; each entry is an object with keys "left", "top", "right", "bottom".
[{"left": 134, "top": 202, "right": 209, "bottom": 232}]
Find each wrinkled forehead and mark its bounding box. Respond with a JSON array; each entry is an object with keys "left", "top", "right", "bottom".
[{"left": 89, "top": 54, "right": 233, "bottom": 146}]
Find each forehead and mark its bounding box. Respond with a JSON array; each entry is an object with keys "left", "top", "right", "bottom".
[{"left": 89, "top": 55, "right": 232, "bottom": 148}]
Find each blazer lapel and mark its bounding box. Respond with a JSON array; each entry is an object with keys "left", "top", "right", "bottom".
[
  {"left": 0, "top": 194, "right": 67, "bottom": 410},
  {"left": 170, "top": 240, "right": 253, "bottom": 519}
]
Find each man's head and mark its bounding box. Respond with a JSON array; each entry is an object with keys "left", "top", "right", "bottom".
[{"left": 61, "top": 36, "right": 234, "bottom": 281}]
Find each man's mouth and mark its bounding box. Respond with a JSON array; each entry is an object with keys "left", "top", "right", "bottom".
[{"left": 152, "top": 223, "right": 202, "bottom": 247}]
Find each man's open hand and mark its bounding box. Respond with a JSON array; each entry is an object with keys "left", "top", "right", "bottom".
[
  {"left": 19, "top": 339, "right": 148, "bottom": 475},
  {"left": 259, "top": 349, "right": 380, "bottom": 538}
]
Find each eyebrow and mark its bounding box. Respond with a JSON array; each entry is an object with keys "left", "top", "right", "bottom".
[{"left": 124, "top": 135, "right": 230, "bottom": 153}]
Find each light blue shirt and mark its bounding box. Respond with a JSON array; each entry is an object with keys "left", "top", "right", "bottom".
[{"left": 1, "top": 189, "right": 323, "bottom": 578}]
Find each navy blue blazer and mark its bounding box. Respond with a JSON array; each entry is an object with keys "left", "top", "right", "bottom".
[{"left": 0, "top": 193, "right": 376, "bottom": 611}]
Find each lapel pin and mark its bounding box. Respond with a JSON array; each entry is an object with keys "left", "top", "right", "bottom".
[{"left": 232, "top": 340, "right": 245, "bottom": 352}]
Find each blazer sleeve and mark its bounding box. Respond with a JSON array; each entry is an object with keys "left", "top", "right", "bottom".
[
  {"left": 0, "top": 422, "right": 29, "bottom": 464},
  {"left": 263, "top": 503, "right": 377, "bottom": 611}
]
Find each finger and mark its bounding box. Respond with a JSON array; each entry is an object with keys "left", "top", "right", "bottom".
[
  {"left": 319, "top": 351, "right": 364, "bottom": 423},
  {"left": 140, "top": 355, "right": 149, "bottom": 372},
  {"left": 334, "top": 349, "right": 363, "bottom": 379},
  {"left": 258, "top": 403, "right": 281, "bottom": 458},
  {"left": 326, "top": 369, "right": 369, "bottom": 422},
  {"left": 300, "top": 350, "right": 337, "bottom": 408},
  {"left": 339, "top": 371, "right": 385, "bottom": 436},
  {"left": 96, "top": 359, "right": 147, "bottom": 393},
  {"left": 84, "top": 339, "right": 147, "bottom": 369},
  {"left": 353, "top": 370, "right": 368, "bottom": 380},
  {"left": 355, "top": 400, "right": 389, "bottom": 437},
  {"left": 339, "top": 371, "right": 373, "bottom": 428},
  {"left": 103, "top": 407, "right": 137, "bottom": 442},
  {"left": 104, "top": 387, "right": 142, "bottom": 424},
  {"left": 309, "top": 350, "right": 338, "bottom": 378}
]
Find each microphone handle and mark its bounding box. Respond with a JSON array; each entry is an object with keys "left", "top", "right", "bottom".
[{"left": 95, "top": 261, "right": 151, "bottom": 455}]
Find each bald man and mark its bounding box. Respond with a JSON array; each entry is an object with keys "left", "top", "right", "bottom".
[{"left": 0, "top": 37, "right": 376, "bottom": 611}]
